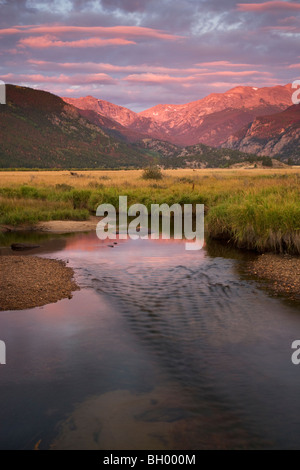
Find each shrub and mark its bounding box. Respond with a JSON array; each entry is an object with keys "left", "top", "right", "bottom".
[
  {"left": 88, "top": 181, "right": 104, "bottom": 189},
  {"left": 176, "top": 177, "right": 194, "bottom": 184},
  {"left": 261, "top": 156, "right": 273, "bottom": 167},
  {"left": 20, "top": 185, "right": 40, "bottom": 199},
  {"left": 142, "top": 166, "right": 163, "bottom": 180},
  {"left": 71, "top": 189, "right": 92, "bottom": 209},
  {"left": 88, "top": 192, "right": 104, "bottom": 212},
  {"left": 98, "top": 175, "right": 111, "bottom": 181},
  {"left": 55, "top": 183, "right": 74, "bottom": 192}
]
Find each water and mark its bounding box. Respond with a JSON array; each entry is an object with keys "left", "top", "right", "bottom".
[{"left": 0, "top": 232, "right": 299, "bottom": 449}]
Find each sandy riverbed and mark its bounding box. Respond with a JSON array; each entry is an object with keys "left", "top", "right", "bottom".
[{"left": 0, "top": 216, "right": 99, "bottom": 234}]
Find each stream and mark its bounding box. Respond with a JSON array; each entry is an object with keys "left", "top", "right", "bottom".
[{"left": 0, "top": 232, "right": 299, "bottom": 449}]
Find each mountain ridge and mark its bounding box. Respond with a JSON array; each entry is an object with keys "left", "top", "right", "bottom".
[
  {"left": 0, "top": 85, "right": 151, "bottom": 168},
  {"left": 64, "top": 84, "right": 293, "bottom": 147},
  {"left": 223, "top": 104, "right": 300, "bottom": 162}
]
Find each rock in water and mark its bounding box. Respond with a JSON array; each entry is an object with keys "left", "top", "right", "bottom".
[{"left": 11, "top": 243, "right": 40, "bottom": 251}]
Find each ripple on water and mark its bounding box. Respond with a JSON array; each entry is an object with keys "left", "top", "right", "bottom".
[{"left": 50, "top": 236, "right": 300, "bottom": 449}]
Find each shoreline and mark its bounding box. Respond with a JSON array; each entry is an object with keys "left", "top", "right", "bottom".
[
  {"left": 246, "top": 253, "right": 300, "bottom": 301},
  {"left": 0, "top": 217, "right": 99, "bottom": 234},
  {"left": 1, "top": 217, "right": 300, "bottom": 259},
  {"left": 0, "top": 256, "right": 79, "bottom": 311}
]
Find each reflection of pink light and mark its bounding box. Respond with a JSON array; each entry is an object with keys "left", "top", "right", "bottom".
[
  {"left": 63, "top": 236, "right": 206, "bottom": 271},
  {"left": 65, "top": 235, "right": 112, "bottom": 252},
  {"left": 65, "top": 233, "right": 206, "bottom": 252}
]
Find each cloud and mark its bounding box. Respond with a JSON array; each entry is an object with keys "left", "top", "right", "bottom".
[
  {"left": 123, "top": 73, "right": 198, "bottom": 84},
  {"left": 0, "top": 27, "right": 24, "bottom": 35},
  {"left": 278, "top": 16, "right": 300, "bottom": 24},
  {"left": 195, "top": 60, "right": 255, "bottom": 67},
  {"left": 123, "top": 70, "right": 268, "bottom": 85},
  {"left": 0, "top": 24, "right": 182, "bottom": 40},
  {"left": 197, "top": 70, "right": 269, "bottom": 76},
  {"left": 263, "top": 25, "right": 297, "bottom": 31},
  {"left": 236, "top": 2, "right": 300, "bottom": 12},
  {"left": 28, "top": 59, "right": 204, "bottom": 74},
  {"left": 1, "top": 72, "right": 116, "bottom": 85},
  {"left": 0, "top": 1, "right": 298, "bottom": 110},
  {"left": 100, "top": 0, "right": 150, "bottom": 13},
  {"left": 19, "top": 35, "right": 136, "bottom": 48}
]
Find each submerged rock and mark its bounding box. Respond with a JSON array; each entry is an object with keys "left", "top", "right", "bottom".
[{"left": 10, "top": 243, "right": 40, "bottom": 251}]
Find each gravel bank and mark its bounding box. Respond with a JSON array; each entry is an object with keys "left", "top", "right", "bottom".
[
  {"left": 247, "top": 253, "right": 300, "bottom": 301},
  {"left": 0, "top": 256, "right": 79, "bottom": 311}
]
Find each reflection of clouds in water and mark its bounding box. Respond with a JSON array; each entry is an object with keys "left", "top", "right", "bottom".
[
  {"left": 52, "top": 386, "right": 255, "bottom": 450},
  {"left": 52, "top": 387, "right": 186, "bottom": 450}
]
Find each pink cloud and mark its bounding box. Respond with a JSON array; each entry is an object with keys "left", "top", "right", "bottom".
[
  {"left": 236, "top": 2, "right": 300, "bottom": 12},
  {"left": 278, "top": 16, "right": 300, "bottom": 24},
  {"left": 195, "top": 61, "right": 255, "bottom": 67},
  {"left": 0, "top": 28, "right": 23, "bottom": 35},
  {"left": 28, "top": 59, "right": 204, "bottom": 74},
  {"left": 197, "top": 70, "right": 269, "bottom": 77},
  {"left": 19, "top": 35, "right": 136, "bottom": 48},
  {"left": 262, "top": 25, "right": 299, "bottom": 31},
  {"left": 123, "top": 73, "right": 198, "bottom": 84},
  {"left": 123, "top": 70, "right": 267, "bottom": 85},
  {"left": 1, "top": 73, "right": 116, "bottom": 85},
  {"left": 0, "top": 25, "right": 182, "bottom": 41},
  {"left": 210, "top": 82, "right": 241, "bottom": 88}
]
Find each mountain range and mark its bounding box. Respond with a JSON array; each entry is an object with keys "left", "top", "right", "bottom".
[
  {"left": 0, "top": 83, "right": 298, "bottom": 168},
  {"left": 64, "top": 84, "right": 293, "bottom": 147}
]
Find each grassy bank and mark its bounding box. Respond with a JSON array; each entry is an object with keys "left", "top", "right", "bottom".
[{"left": 0, "top": 169, "right": 299, "bottom": 254}]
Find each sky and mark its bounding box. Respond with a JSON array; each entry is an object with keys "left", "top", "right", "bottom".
[{"left": 0, "top": 0, "right": 300, "bottom": 111}]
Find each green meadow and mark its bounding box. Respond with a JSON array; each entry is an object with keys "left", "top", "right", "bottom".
[{"left": 0, "top": 168, "right": 299, "bottom": 254}]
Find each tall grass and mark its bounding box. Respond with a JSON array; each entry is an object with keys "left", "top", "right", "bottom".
[
  {"left": 0, "top": 196, "right": 89, "bottom": 225},
  {"left": 0, "top": 169, "right": 299, "bottom": 253}
]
